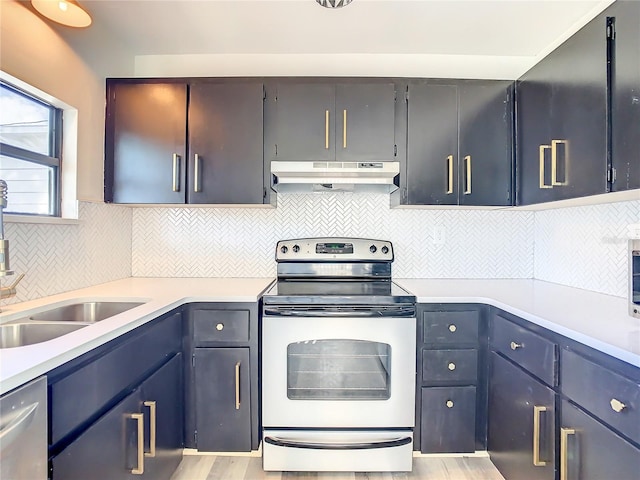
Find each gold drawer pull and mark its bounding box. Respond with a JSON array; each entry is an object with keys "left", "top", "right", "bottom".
[
  {"left": 216, "top": 323, "right": 224, "bottom": 331},
  {"left": 533, "top": 405, "right": 547, "bottom": 466},
  {"left": 446, "top": 155, "right": 454, "bottom": 194},
  {"left": 447, "top": 362, "right": 456, "bottom": 371},
  {"left": 446, "top": 400, "right": 454, "bottom": 408},
  {"left": 510, "top": 341, "right": 522, "bottom": 350},
  {"left": 539, "top": 145, "right": 552, "bottom": 189},
  {"left": 448, "top": 324, "right": 457, "bottom": 333},
  {"left": 143, "top": 401, "right": 156, "bottom": 458},
  {"left": 235, "top": 362, "right": 241, "bottom": 410},
  {"left": 610, "top": 398, "right": 626, "bottom": 413}
]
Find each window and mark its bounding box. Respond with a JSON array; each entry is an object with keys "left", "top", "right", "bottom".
[{"left": 0, "top": 81, "right": 62, "bottom": 216}]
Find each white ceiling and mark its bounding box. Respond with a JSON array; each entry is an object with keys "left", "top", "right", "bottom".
[{"left": 74, "top": 0, "right": 614, "bottom": 78}]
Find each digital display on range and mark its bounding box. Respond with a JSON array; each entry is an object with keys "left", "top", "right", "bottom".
[{"left": 316, "top": 243, "right": 354, "bottom": 254}]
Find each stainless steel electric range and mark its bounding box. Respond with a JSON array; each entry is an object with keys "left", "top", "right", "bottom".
[{"left": 261, "top": 237, "right": 416, "bottom": 472}]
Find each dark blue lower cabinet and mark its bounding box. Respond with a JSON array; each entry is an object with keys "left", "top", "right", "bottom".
[
  {"left": 560, "top": 400, "right": 640, "bottom": 480},
  {"left": 420, "top": 386, "right": 476, "bottom": 453},
  {"left": 51, "top": 354, "right": 183, "bottom": 480},
  {"left": 194, "top": 348, "right": 251, "bottom": 452},
  {"left": 488, "top": 352, "right": 555, "bottom": 480}
]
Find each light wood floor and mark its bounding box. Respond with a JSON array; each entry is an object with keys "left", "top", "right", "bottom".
[{"left": 170, "top": 455, "right": 506, "bottom": 480}]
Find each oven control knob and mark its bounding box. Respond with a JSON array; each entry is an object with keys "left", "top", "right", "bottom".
[
  {"left": 381, "top": 246, "right": 389, "bottom": 254},
  {"left": 292, "top": 244, "right": 300, "bottom": 253},
  {"left": 280, "top": 245, "right": 288, "bottom": 254},
  {"left": 369, "top": 245, "right": 377, "bottom": 253}
]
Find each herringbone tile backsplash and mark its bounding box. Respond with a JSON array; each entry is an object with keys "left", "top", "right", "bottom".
[
  {"left": 3, "top": 195, "right": 637, "bottom": 306},
  {"left": 2, "top": 202, "right": 132, "bottom": 305},
  {"left": 132, "top": 194, "right": 536, "bottom": 280}
]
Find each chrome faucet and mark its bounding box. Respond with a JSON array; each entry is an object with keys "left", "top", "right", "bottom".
[{"left": 0, "top": 179, "right": 24, "bottom": 307}]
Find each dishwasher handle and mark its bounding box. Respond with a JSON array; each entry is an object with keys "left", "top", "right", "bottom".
[{"left": 0, "top": 402, "right": 38, "bottom": 451}]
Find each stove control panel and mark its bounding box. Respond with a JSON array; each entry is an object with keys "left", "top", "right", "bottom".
[{"left": 276, "top": 237, "right": 393, "bottom": 262}]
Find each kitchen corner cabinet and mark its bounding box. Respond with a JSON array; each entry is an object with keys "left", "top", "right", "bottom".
[
  {"left": 264, "top": 81, "right": 398, "bottom": 162},
  {"left": 405, "top": 80, "right": 513, "bottom": 206},
  {"left": 516, "top": 7, "right": 609, "bottom": 205},
  {"left": 184, "top": 302, "right": 260, "bottom": 452},
  {"left": 610, "top": 0, "right": 640, "bottom": 191},
  {"left": 415, "top": 304, "right": 487, "bottom": 453},
  {"left": 105, "top": 79, "right": 267, "bottom": 205},
  {"left": 49, "top": 310, "right": 184, "bottom": 480},
  {"left": 488, "top": 313, "right": 557, "bottom": 480}
]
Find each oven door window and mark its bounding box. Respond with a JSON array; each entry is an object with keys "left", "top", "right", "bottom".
[{"left": 287, "top": 339, "right": 391, "bottom": 400}]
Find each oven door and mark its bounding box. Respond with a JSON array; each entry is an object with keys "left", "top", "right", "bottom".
[{"left": 262, "top": 313, "right": 416, "bottom": 428}]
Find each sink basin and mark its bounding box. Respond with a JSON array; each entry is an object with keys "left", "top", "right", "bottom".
[
  {"left": 0, "top": 322, "right": 87, "bottom": 348},
  {"left": 28, "top": 301, "right": 145, "bottom": 323}
]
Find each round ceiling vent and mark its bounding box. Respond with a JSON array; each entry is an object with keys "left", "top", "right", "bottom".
[{"left": 316, "top": 0, "right": 354, "bottom": 8}]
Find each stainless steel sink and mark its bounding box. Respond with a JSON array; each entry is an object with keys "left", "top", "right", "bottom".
[
  {"left": 0, "top": 322, "right": 87, "bottom": 348},
  {"left": 28, "top": 301, "right": 145, "bottom": 323}
]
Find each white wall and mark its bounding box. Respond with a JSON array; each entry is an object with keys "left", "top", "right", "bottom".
[{"left": 0, "top": 0, "right": 134, "bottom": 203}]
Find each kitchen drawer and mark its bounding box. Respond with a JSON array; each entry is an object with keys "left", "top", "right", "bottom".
[
  {"left": 422, "top": 310, "right": 479, "bottom": 346},
  {"left": 193, "top": 309, "right": 250, "bottom": 344},
  {"left": 490, "top": 314, "right": 557, "bottom": 387},
  {"left": 50, "top": 311, "right": 182, "bottom": 446},
  {"left": 561, "top": 349, "right": 640, "bottom": 444},
  {"left": 420, "top": 386, "right": 476, "bottom": 453},
  {"left": 421, "top": 349, "right": 478, "bottom": 385}
]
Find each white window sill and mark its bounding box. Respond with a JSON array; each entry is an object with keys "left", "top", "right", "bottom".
[{"left": 4, "top": 214, "right": 80, "bottom": 225}]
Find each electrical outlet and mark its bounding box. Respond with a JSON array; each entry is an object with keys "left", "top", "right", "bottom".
[{"left": 432, "top": 226, "right": 446, "bottom": 245}]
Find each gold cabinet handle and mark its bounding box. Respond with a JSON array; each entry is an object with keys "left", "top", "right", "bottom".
[
  {"left": 560, "top": 428, "right": 576, "bottom": 480},
  {"left": 533, "top": 405, "right": 547, "bottom": 466},
  {"left": 446, "top": 400, "right": 454, "bottom": 408},
  {"left": 343, "top": 109, "right": 347, "bottom": 149},
  {"left": 325, "top": 110, "right": 330, "bottom": 149},
  {"left": 510, "top": 341, "right": 522, "bottom": 350},
  {"left": 143, "top": 401, "right": 156, "bottom": 458},
  {"left": 172, "top": 153, "right": 181, "bottom": 192},
  {"left": 448, "top": 324, "right": 457, "bottom": 333},
  {"left": 446, "top": 155, "right": 454, "bottom": 194},
  {"left": 194, "top": 153, "right": 201, "bottom": 193},
  {"left": 130, "top": 413, "right": 145, "bottom": 475},
  {"left": 610, "top": 398, "right": 626, "bottom": 413},
  {"left": 235, "top": 362, "right": 241, "bottom": 410},
  {"left": 447, "top": 362, "right": 456, "bottom": 371},
  {"left": 463, "top": 155, "right": 472, "bottom": 194},
  {"left": 551, "top": 139, "right": 569, "bottom": 186},
  {"left": 539, "top": 145, "right": 552, "bottom": 189}
]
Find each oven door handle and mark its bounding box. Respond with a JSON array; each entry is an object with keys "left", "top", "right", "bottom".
[
  {"left": 264, "top": 436, "right": 412, "bottom": 450},
  {"left": 263, "top": 306, "right": 415, "bottom": 317}
]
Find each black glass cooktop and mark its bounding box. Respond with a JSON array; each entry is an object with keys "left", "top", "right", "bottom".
[{"left": 262, "top": 279, "right": 415, "bottom": 306}]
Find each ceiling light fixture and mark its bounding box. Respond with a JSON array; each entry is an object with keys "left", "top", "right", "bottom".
[
  {"left": 316, "top": 0, "right": 354, "bottom": 8},
  {"left": 31, "top": 0, "right": 92, "bottom": 28}
]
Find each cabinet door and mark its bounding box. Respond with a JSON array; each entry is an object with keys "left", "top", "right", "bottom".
[
  {"left": 561, "top": 400, "right": 640, "bottom": 480},
  {"left": 406, "top": 84, "right": 458, "bottom": 205},
  {"left": 105, "top": 82, "right": 187, "bottom": 203},
  {"left": 488, "top": 353, "right": 555, "bottom": 480},
  {"left": 267, "top": 83, "right": 335, "bottom": 162},
  {"left": 335, "top": 83, "right": 396, "bottom": 161},
  {"left": 194, "top": 348, "right": 251, "bottom": 451},
  {"left": 611, "top": 0, "right": 640, "bottom": 191},
  {"left": 188, "top": 83, "right": 265, "bottom": 204},
  {"left": 52, "top": 390, "right": 141, "bottom": 480},
  {"left": 458, "top": 82, "right": 513, "bottom": 206},
  {"left": 139, "top": 354, "right": 183, "bottom": 480}
]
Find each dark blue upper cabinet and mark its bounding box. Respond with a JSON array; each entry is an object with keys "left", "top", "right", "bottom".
[
  {"left": 517, "top": 7, "right": 610, "bottom": 205},
  {"left": 610, "top": 0, "right": 640, "bottom": 191}
]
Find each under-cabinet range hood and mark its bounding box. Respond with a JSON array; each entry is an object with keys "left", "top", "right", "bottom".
[{"left": 271, "top": 161, "right": 400, "bottom": 193}]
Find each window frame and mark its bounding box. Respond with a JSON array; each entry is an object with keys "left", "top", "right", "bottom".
[{"left": 0, "top": 80, "right": 63, "bottom": 217}]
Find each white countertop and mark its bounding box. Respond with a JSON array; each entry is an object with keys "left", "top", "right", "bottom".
[
  {"left": 1, "top": 277, "right": 638, "bottom": 395},
  {"left": 0, "top": 277, "right": 274, "bottom": 395},
  {"left": 395, "top": 278, "right": 640, "bottom": 368}
]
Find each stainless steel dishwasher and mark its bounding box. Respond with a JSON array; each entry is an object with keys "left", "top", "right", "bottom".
[{"left": 0, "top": 376, "right": 48, "bottom": 480}]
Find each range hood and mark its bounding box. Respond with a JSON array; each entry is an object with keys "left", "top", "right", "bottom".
[{"left": 271, "top": 161, "right": 400, "bottom": 193}]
